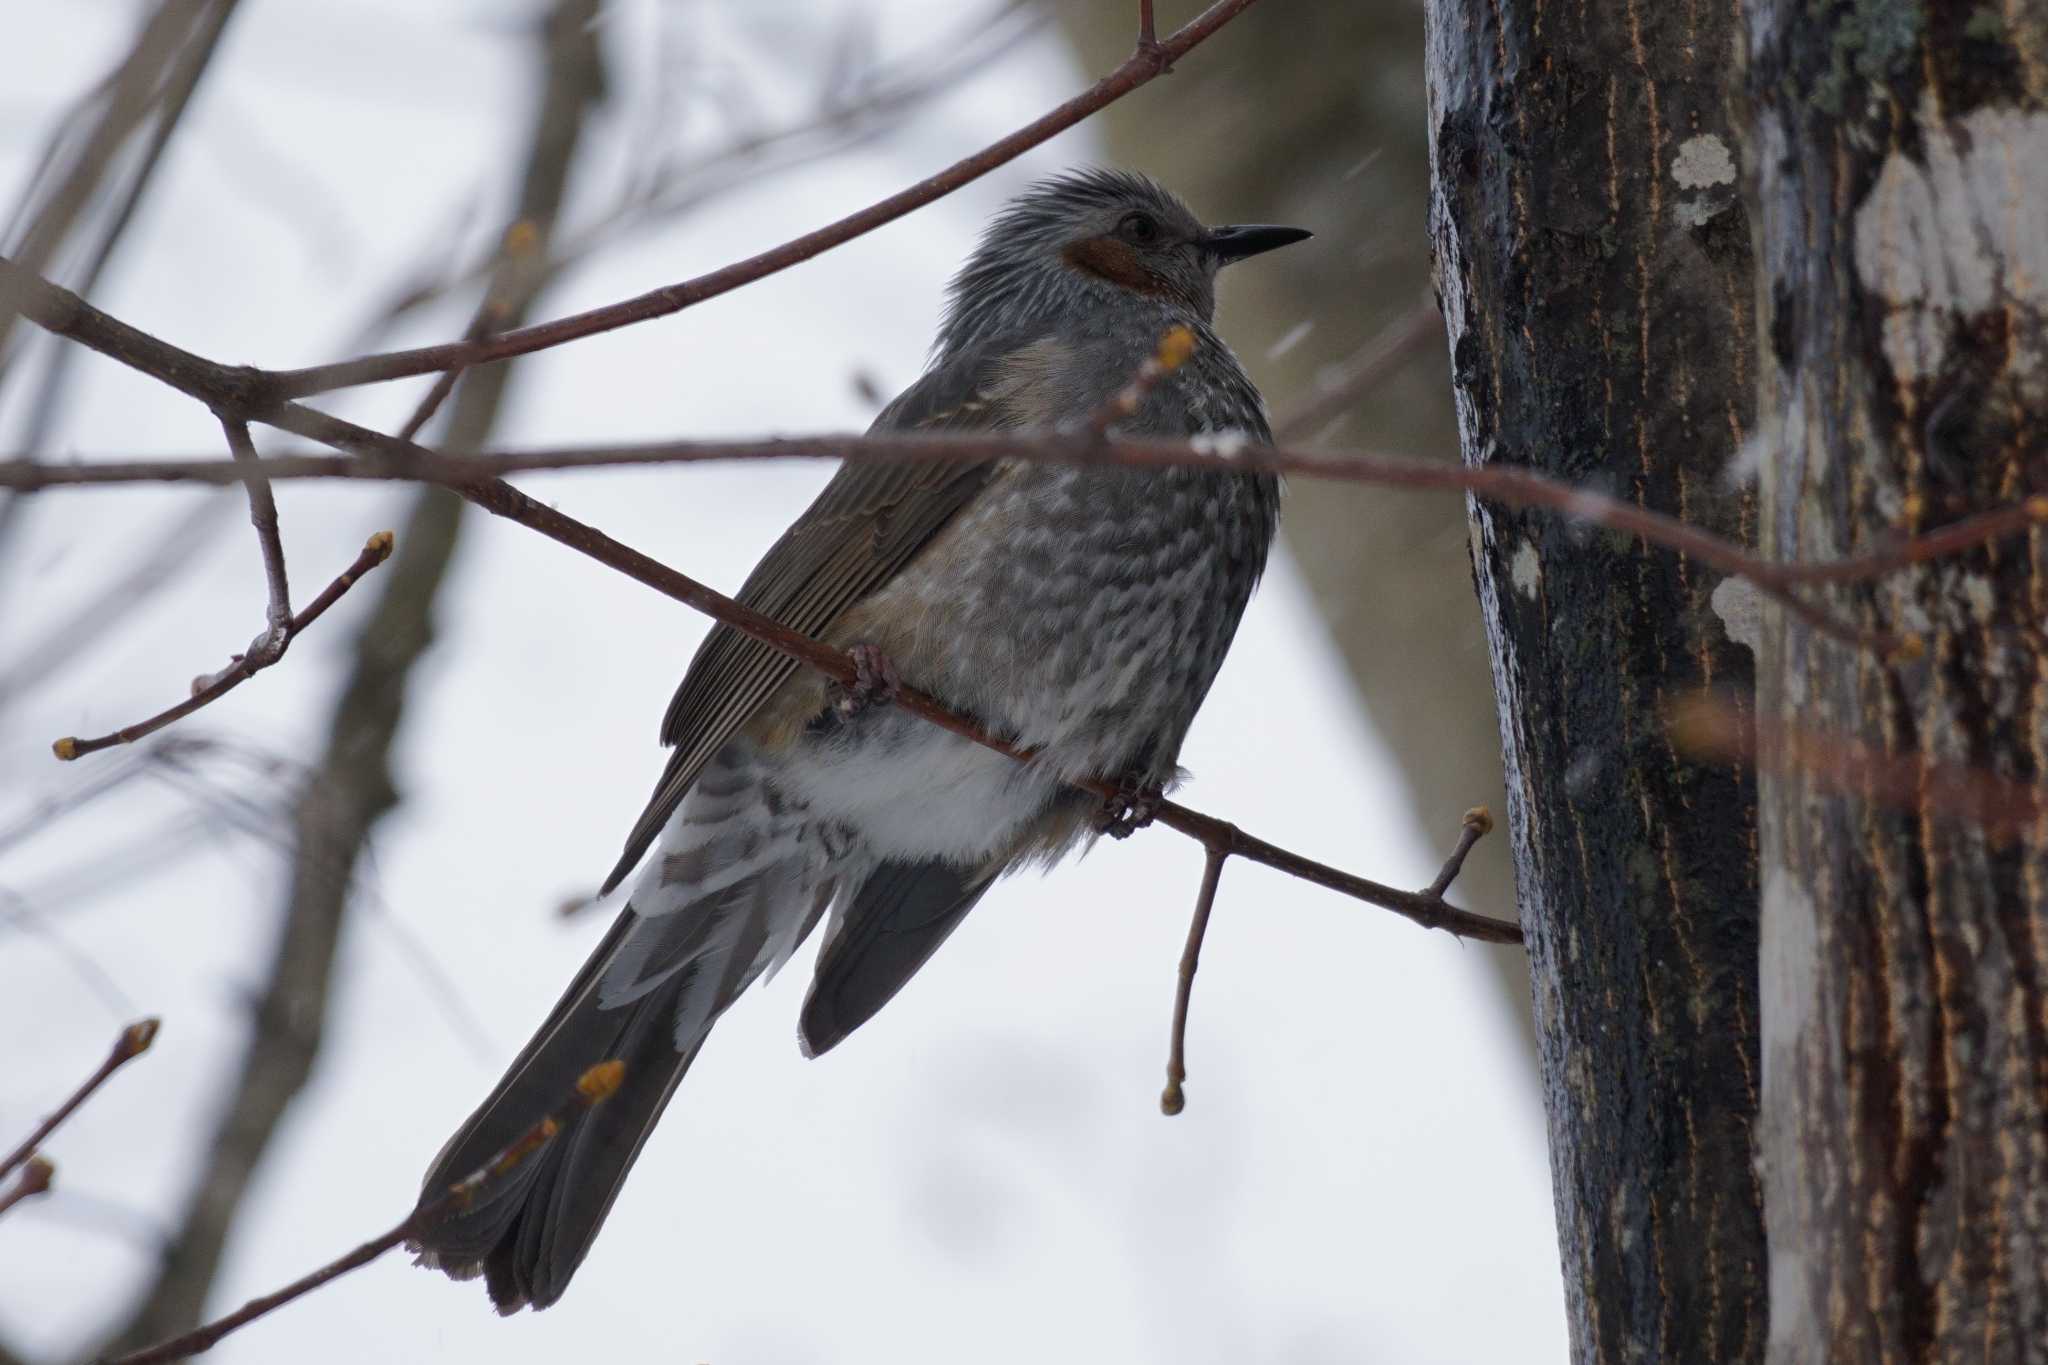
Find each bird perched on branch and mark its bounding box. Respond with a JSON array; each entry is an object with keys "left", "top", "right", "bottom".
[{"left": 412, "top": 169, "right": 1309, "bottom": 1311}]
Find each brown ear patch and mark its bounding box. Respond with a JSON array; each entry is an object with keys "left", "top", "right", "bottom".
[{"left": 1062, "top": 236, "right": 1170, "bottom": 295}]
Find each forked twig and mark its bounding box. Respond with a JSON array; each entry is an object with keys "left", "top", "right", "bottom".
[
  {"left": 51, "top": 532, "right": 394, "bottom": 761},
  {"left": 1161, "top": 807, "right": 1500, "bottom": 1115}
]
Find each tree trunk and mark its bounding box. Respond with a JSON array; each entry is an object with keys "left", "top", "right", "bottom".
[
  {"left": 1423, "top": 0, "right": 1769, "bottom": 1360},
  {"left": 1743, "top": 3, "right": 2048, "bottom": 1359}
]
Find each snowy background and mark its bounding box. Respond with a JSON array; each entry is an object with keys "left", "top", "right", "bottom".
[{"left": 0, "top": 3, "right": 1563, "bottom": 1361}]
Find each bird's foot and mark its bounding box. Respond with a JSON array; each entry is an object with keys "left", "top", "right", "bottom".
[
  {"left": 831, "top": 643, "right": 902, "bottom": 719},
  {"left": 1093, "top": 777, "right": 1163, "bottom": 839}
]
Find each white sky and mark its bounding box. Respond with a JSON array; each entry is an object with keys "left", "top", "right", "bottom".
[{"left": 0, "top": 3, "right": 1564, "bottom": 1361}]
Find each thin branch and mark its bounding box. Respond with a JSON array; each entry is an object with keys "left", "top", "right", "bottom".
[
  {"left": 1161, "top": 846, "right": 1226, "bottom": 1116},
  {"left": 0, "top": 1157, "right": 54, "bottom": 1220},
  {"left": 8, "top": 433, "right": 2038, "bottom": 613},
  {"left": 103, "top": 1061, "right": 626, "bottom": 1365},
  {"left": 221, "top": 417, "right": 291, "bottom": 663},
  {"left": 255, "top": 0, "right": 1261, "bottom": 400},
  {"left": 0, "top": 1018, "right": 159, "bottom": 1183},
  {"left": 51, "top": 531, "right": 393, "bottom": 760}
]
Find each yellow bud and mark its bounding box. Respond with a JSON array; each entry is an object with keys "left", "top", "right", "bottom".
[
  {"left": 1463, "top": 805, "right": 1495, "bottom": 836},
  {"left": 365, "top": 530, "right": 396, "bottom": 561},
  {"left": 120, "top": 1018, "right": 162, "bottom": 1058},
  {"left": 578, "top": 1059, "right": 626, "bottom": 1103},
  {"left": 51, "top": 737, "right": 79, "bottom": 761},
  {"left": 1155, "top": 326, "right": 1197, "bottom": 372}
]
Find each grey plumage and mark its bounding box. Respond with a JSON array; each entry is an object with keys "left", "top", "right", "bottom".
[{"left": 411, "top": 168, "right": 1305, "bottom": 1312}]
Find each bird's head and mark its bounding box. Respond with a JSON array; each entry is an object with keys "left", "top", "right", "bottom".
[{"left": 938, "top": 169, "right": 1310, "bottom": 353}]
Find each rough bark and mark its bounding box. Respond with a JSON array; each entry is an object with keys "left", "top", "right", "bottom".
[
  {"left": 1054, "top": 0, "right": 1531, "bottom": 1045},
  {"left": 1423, "top": 0, "right": 1768, "bottom": 1360},
  {"left": 1743, "top": 3, "right": 2048, "bottom": 1360}
]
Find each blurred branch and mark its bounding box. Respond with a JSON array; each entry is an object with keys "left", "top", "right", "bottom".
[
  {"left": 359, "top": 0, "right": 1042, "bottom": 340},
  {"left": 1273, "top": 296, "right": 1440, "bottom": 443},
  {"left": 259, "top": 0, "right": 1267, "bottom": 399},
  {"left": 48, "top": 531, "right": 394, "bottom": 761},
  {"left": 9, "top": 0, "right": 242, "bottom": 454},
  {"left": 87, "top": 5, "right": 609, "bottom": 1352},
  {"left": 0, "top": 494, "right": 232, "bottom": 710},
  {"left": 0, "top": 1019, "right": 159, "bottom": 1185},
  {"left": 103, "top": 1062, "right": 626, "bottom": 1365},
  {"left": 0, "top": 0, "right": 227, "bottom": 367}
]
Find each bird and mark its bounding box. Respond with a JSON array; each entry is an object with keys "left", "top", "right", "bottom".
[{"left": 410, "top": 168, "right": 1310, "bottom": 1312}]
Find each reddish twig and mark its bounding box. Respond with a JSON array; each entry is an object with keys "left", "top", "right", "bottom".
[
  {"left": 104, "top": 1061, "right": 626, "bottom": 1365},
  {"left": 50, "top": 531, "right": 394, "bottom": 761},
  {"left": 10, "top": 435, "right": 2037, "bottom": 622},
  {"left": 0, "top": 1156, "right": 55, "bottom": 1220},
  {"left": 254, "top": 0, "right": 1262, "bottom": 401},
  {"left": 0, "top": 1018, "right": 158, "bottom": 1184},
  {"left": 1161, "top": 846, "right": 1227, "bottom": 1116}
]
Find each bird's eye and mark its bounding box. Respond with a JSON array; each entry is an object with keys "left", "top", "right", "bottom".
[{"left": 1118, "top": 212, "right": 1160, "bottom": 245}]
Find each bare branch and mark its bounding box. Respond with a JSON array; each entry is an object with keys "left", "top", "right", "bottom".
[
  {"left": 1160, "top": 847, "right": 1226, "bottom": 1116},
  {"left": 8, "top": 428, "right": 2035, "bottom": 642},
  {"left": 0, "top": 1018, "right": 159, "bottom": 1184},
  {"left": 49, "top": 530, "right": 394, "bottom": 760},
  {"left": 256, "top": 0, "right": 1268, "bottom": 400},
  {"left": 103, "top": 1061, "right": 627, "bottom": 1365}
]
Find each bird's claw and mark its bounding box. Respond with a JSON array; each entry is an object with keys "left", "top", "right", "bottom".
[
  {"left": 1093, "top": 778, "right": 1163, "bottom": 839},
  {"left": 832, "top": 643, "right": 902, "bottom": 718}
]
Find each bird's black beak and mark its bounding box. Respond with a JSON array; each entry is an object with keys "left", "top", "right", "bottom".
[{"left": 1200, "top": 224, "right": 1313, "bottom": 265}]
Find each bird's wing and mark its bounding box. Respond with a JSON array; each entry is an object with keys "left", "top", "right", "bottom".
[{"left": 598, "top": 342, "right": 1029, "bottom": 895}]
